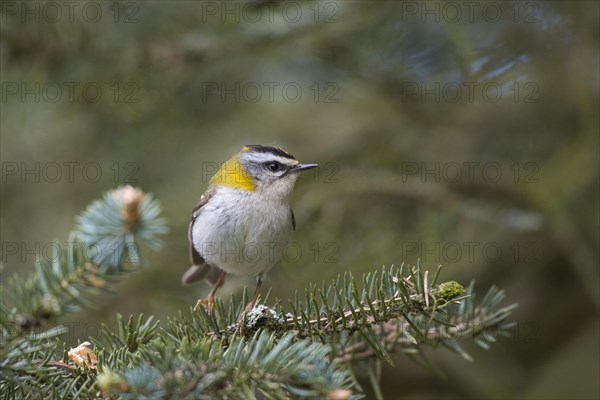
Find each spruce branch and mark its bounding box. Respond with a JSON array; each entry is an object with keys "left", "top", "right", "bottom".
[
  {"left": 0, "top": 312, "right": 66, "bottom": 398},
  {"left": 97, "top": 331, "right": 357, "bottom": 399},
  {"left": 284, "top": 275, "right": 466, "bottom": 339},
  {"left": 1, "top": 185, "right": 167, "bottom": 330},
  {"left": 333, "top": 283, "right": 518, "bottom": 364},
  {"left": 99, "top": 266, "right": 515, "bottom": 398},
  {"left": 179, "top": 265, "right": 467, "bottom": 342},
  {"left": 169, "top": 264, "right": 515, "bottom": 375},
  {"left": 1, "top": 187, "right": 517, "bottom": 399},
  {"left": 76, "top": 185, "right": 167, "bottom": 272},
  {"left": 0, "top": 186, "right": 167, "bottom": 399}
]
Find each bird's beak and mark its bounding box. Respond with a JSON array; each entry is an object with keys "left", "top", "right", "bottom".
[{"left": 292, "top": 163, "right": 319, "bottom": 172}]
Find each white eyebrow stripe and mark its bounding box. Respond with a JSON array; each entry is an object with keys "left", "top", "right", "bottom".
[{"left": 243, "top": 153, "right": 297, "bottom": 165}]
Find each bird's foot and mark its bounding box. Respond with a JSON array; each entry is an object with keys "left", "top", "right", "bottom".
[{"left": 193, "top": 296, "right": 215, "bottom": 316}]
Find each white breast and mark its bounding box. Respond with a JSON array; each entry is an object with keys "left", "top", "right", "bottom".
[{"left": 192, "top": 187, "right": 294, "bottom": 277}]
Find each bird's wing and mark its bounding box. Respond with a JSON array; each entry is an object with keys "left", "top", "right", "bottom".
[
  {"left": 181, "top": 188, "right": 222, "bottom": 285},
  {"left": 290, "top": 208, "right": 296, "bottom": 231}
]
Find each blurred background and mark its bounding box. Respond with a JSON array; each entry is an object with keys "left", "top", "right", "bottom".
[{"left": 1, "top": 1, "right": 598, "bottom": 398}]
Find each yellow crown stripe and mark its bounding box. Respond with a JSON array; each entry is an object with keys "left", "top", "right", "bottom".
[{"left": 209, "top": 156, "right": 256, "bottom": 192}]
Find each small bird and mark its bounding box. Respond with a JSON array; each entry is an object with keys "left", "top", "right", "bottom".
[{"left": 182, "top": 145, "right": 318, "bottom": 314}]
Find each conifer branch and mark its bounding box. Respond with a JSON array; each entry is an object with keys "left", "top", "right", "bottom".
[
  {"left": 334, "top": 284, "right": 517, "bottom": 364},
  {"left": 1, "top": 186, "right": 167, "bottom": 399},
  {"left": 181, "top": 265, "right": 466, "bottom": 341},
  {"left": 0, "top": 187, "right": 517, "bottom": 399},
  {"left": 1, "top": 186, "right": 167, "bottom": 331},
  {"left": 284, "top": 276, "right": 466, "bottom": 339},
  {"left": 181, "top": 265, "right": 514, "bottom": 369}
]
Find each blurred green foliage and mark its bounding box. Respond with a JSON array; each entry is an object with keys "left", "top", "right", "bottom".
[{"left": 1, "top": 1, "right": 598, "bottom": 398}]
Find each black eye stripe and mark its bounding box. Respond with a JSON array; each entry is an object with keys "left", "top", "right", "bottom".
[{"left": 262, "top": 161, "right": 294, "bottom": 174}]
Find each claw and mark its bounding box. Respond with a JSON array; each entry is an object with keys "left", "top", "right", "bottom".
[
  {"left": 192, "top": 271, "right": 226, "bottom": 316},
  {"left": 193, "top": 297, "right": 215, "bottom": 315}
]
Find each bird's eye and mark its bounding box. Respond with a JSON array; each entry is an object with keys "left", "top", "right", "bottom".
[{"left": 266, "top": 162, "right": 281, "bottom": 172}]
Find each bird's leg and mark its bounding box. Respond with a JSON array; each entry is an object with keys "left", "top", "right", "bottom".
[
  {"left": 245, "top": 278, "right": 263, "bottom": 314},
  {"left": 237, "top": 277, "right": 263, "bottom": 335},
  {"left": 194, "top": 271, "right": 226, "bottom": 315}
]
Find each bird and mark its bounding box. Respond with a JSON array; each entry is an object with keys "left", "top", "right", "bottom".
[{"left": 181, "top": 144, "right": 318, "bottom": 315}]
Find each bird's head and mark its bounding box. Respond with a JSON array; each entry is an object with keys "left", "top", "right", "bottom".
[{"left": 209, "top": 145, "right": 318, "bottom": 200}]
